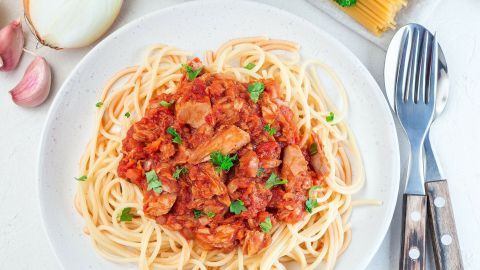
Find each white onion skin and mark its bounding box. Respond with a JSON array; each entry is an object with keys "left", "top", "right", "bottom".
[
  {"left": 9, "top": 56, "right": 52, "bottom": 107},
  {"left": 24, "top": 0, "right": 123, "bottom": 49},
  {"left": 0, "top": 20, "right": 24, "bottom": 71}
]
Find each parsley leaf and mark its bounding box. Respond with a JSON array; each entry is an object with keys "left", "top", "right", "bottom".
[
  {"left": 259, "top": 217, "right": 272, "bottom": 233},
  {"left": 326, "top": 112, "right": 335, "bottom": 122},
  {"left": 309, "top": 185, "right": 322, "bottom": 197},
  {"left": 230, "top": 200, "right": 247, "bottom": 215},
  {"left": 309, "top": 143, "right": 318, "bottom": 156},
  {"left": 193, "top": 209, "right": 203, "bottom": 219},
  {"left": 182, "top": 64, "right": 203, "bottom": 81},
  {"left": 124, "top": 112, "right": 131, "bottom": 118},
  {"left": 247, "top": 82, "right": 265, "bottom": 103},
  {"left": 159, "top": 100, "right": 174, "bottom": 107},
  {"left": 96, "top": 101, "right": 103, "bottom": 108},
  {"left": 335, "top": 0, "right": 356, "bottom": 7},
  {"left": 265, "top": 173, "right": 288, "bottom": 189},
  {"left": 264, "top": 124, "right": 277, "bottom": 136},
  {"left": 146, "top": 170, "right": 163, "bottom": 194},
  {"left": 118, "top": 207, "right": 133, "bottom": 222},
  {"left": 207, "top": 211, "right": 216, "bottom": 218},
  {"left": 75, "top": 175, "right": 87, "bottom": 181},
  {"left": 167, "top": 127, "right": 182, "bottom": 144},
  {"left": 256, "top": 167, "right": 265, "bottom": 177},
  {"left": 172, "top": 166, "right": 188, "bottom": 179},
  {"left": 305, "top": 198, "right": 319, "bottom": 214},
  {"left": 210, "top": 151, "right": 237, "bottom": 173},
  {"left": 244, "top": 63, "right": 256, "bottom": 70}
]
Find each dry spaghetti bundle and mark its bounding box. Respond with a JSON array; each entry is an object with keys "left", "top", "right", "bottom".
[{"left": 337, "top": 0, "right": 407, "bottom": 35}]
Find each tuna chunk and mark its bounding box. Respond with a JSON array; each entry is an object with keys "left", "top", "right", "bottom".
[
  {"left": 195, "top": 224, "right": 241, "bottom": 252},
  {"left": 242, "top": 230, "right": 271, "bottom": 255},
  {"left": 281, "top": 145, "right": 308, "bottom": 179},
  {"left": 189, "top": 163, "right": 230, "bottom": 206},
  {"left": 237, "top": 150, "right": 259, "bottom": 177},
  {"left": 143, "top": 193, "right": 177, "bottom": 217},
  {"left": 311, "top": 152, "right": 329, "bottom": 176},
  {"left": 188, "top": 125, "right": 250, "bottom": 164},
  {"left": 175, "top": 96, "right": 211, "bottom": 128},
  {"left": 310, "top": 136, "right": 330, "bottom": 177}
]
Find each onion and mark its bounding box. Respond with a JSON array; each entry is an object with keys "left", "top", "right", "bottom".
[
  {"left": 9, "top": 56, "right": 51, "bottom": 107},
  {"left": 23, "top": 0, "right": 123, "bottom": 49},
  {"left": 0, "top": 19, "right": 24, "bottom": 71}
]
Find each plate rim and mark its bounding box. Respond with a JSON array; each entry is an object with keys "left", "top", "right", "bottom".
[{"left": 36, "top": 0, "right": 400, "bottom": 269}]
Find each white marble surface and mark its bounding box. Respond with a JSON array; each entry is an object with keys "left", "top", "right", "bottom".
[{"left": 0, "top": 0, "right": 479, "bottom": 269}]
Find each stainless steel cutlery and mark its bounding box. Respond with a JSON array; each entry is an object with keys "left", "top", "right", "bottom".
[{"left": 385, "top": 24, "right": 463, "bottom": 270}]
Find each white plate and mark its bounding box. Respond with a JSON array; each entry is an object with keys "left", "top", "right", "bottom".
[{"left": 37, "top": 1, "right": 400, "bottom": 269}]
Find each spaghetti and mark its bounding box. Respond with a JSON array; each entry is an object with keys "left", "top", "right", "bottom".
[
  {"left": 75, "top": 37, "right": 365, "bottom": 270},
  {"left": 337, "top": 0, "right": 407, "bottom": 36}
]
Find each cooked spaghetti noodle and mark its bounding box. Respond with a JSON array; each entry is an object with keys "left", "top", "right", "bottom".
[{"left": 75, "top": 37, "right": 365, "bottom": 270}]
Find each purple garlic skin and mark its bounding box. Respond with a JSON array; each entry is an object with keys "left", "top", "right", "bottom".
[
  {"left": 0, "top": 20, "right": 24, "bottom": 72},
  {"left": 9, "top": 56, "right": 52, "bottom": 107}
]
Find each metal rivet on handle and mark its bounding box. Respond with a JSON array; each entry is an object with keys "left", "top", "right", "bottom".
[
  {"left": 441, "top": 234, "right": 452, "bottom": 246},
  {"left": 409, "top": 247, "right": 420, "bottom": 260},
  {"left": 434, "top": 197, "right": 446, "bottom": 208},
  {"left": 410, "top": 211, "right": 421, "bottom": 221}
]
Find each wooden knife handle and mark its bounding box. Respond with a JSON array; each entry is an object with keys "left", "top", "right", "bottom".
[
  {"left": 400, "top": 194, "right": 427, "bottom": 270},
  {"left": 426, "top": 180, "right": 464, "bottom": 270}
]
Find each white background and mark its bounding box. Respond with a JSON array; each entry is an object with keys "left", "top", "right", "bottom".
[{"left": 1, "top": 0, "right": 479, "bottom": 269}]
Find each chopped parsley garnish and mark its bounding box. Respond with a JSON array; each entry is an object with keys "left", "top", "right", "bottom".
[
  {"left": 335, "top": 0, "right": 356, "bottom": 7},
  {"left": 159, "top": 100, "right": 174, "bottom": 107},
  {"left": 264, "top": 124, "right": 277, "bottom": 136},
  {"left": 193, "top": 209, "right": 203, "bottom": 219},
  {"left": 146, "top": 170, "right": 162, "bottom": 194},
  {"left": 118, "top": 207, "right": 133, "bottom": 222},
  {"left": 265, "top": 173, "right": 288, "bottom": 189},
  {"left": 172, "top": 166, "right": 188, "bottom": 179},
  {"left": 305, "top": 198, "right": 319, "bottom": 214},
  {"left": 95, "top": 101, "right": 103, "bottom": 108},
  {"left": 326, "top": 112, "right": 335, "bottom": 122},
  {"left": 181, "top": 64, "right": 203, "bottom": 81},
  {"left": 210, "top": 151, "right": 237, "bottom": 173},
  {"left": 256, "top": 167, "right": 265, "bottom": 177},
  {"left": 166, "top": 127, "right": 182, "bottom": 144},
  {"left": 244, "top": 63, "right": 256, "bottom": 70},
  {"left": 259, "top": 217, "right": 272, "bottom": 233},
  {"left": 75, "top": 175, "right": 87, "bottom": 181},
  {"left": 230, "top": 199, "right": 247, "bottom": 215},
  {"left": 247, "top": 81, "right": 265, "bottom": 103},
  {"left": 124, "top": 112, "right": 131, "bottom": 118},
  {"left": 309, "top": 143, "right": 318, "bottom": 156},
  {"left": 309, "top": 185, "right": 321, "bottom": 197},
  {"left": 194, "top": 210, "right": 216, "bottom": 219}
]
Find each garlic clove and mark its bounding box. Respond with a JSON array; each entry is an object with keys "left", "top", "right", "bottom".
[
  {"left": 0, "top": 19, "right": 24, "bottom": 71},
  {"left": 9, "top": 56, "right": 51, "bottom": 108},
  {"left": 24, "top": 0, "right": 123, "bottom": 49}
]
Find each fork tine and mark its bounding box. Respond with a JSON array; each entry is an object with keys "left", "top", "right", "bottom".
[
  {"left": 428, "top": 33, "right": 439, "bottom": 104},
  {"left": 407, "top": 28, "right": 421, "bottom": 103},
  {"left": 395, "top": 28, "right": 411, "bottom": 110},
  {"left": 418, "top": 29, "right": 431, "bottom": 104}
]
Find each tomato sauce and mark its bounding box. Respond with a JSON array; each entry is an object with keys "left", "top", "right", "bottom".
[{"left": 117, "top": 59, "right": 323, "bottom": 255}]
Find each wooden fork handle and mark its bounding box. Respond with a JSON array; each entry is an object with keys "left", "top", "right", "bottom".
[
  {"left": 426, "top": 180, "right": 464, "bottom": 270},
  {"left": 400, "top": 194, "right": 427, "bottom": 270}
]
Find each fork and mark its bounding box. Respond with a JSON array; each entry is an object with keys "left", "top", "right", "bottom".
[{"left": 395, "top": 28, "right": 438, "bottom": 270}]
